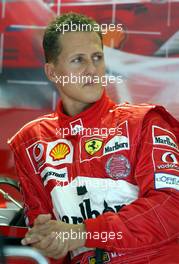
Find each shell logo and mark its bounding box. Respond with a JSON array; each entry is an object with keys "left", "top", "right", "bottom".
[{"left": 50, "top": 143, "right": 70, "bottom": 161}]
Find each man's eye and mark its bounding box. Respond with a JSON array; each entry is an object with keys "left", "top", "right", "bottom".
[
  {"left": 93, "top": 55, "right": 103, "bottom": 61},
  {"left": 71, "top": 57, "right": 82, "bottom": 63}
]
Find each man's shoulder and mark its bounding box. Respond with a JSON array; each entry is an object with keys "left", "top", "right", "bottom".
[
  {"left": 111, "top": 102, "right": 157, "bottom": 119},
  {"left": 111, "top": 102, "right": 179, "bottom": 127},
  {"left": 114, "top": 102, "right": 179, "bottom": 139},
  {"left": 8, "top": 111, "right": 59, "bottom": 147},
  {"left": 112, "top": 102, "right": 155, "bottom": 111},
  {"left": 112, "top": 102, "right": 173, "bottom": 118}
]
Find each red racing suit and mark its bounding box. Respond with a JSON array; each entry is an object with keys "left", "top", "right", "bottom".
[{"left": 8, "top": 91, "right": 179, "bottom": 264}]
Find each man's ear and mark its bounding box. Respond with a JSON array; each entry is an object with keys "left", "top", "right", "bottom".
[{"left": 44, "top": 63, "right": 57, "bottom": 83}]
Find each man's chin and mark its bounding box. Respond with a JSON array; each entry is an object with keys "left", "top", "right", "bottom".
[{"left": 82, "top": 86, "right": 104, "bottom": 103}]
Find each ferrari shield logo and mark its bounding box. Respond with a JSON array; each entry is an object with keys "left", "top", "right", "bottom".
[{"left": 85, "top": 139, "right": 103, "bottom": 155}]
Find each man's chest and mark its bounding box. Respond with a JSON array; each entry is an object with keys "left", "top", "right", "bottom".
[{"left": 25, "top": 116, "right": 140, "bottom": 223}]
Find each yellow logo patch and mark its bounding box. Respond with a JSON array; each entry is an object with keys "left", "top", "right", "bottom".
[
  {"left": 85, "top": 139, "right": 103, "bottom": 155},
  {"left": 88, "top": 252, "right": 110, "bottom": 263},
  {"left": 50, "top": 143, "right": 70, "bottom": 161}
]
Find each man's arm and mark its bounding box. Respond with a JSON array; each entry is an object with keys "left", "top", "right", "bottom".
[
  {"left": 13, "top": 153, "right": 53, "bottom": 226},
  {"left": 9, "top": 109, "right": 179, "bottom": 259},
  {"left": 22, "top": 214, "right": 86, "bottom": 259},
  {"left": 9, "top": 136, "right": 70, "bottom": 263},
  {"left": 84, "top": 110, "right": 179, "bottom": 252}
]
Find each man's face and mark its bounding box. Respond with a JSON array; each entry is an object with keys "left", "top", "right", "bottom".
[{"left": 52, "top": 31, "right": 105, "bottom": 104}]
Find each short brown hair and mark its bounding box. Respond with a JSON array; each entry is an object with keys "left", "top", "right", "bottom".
[{"left": 43, "top": 12, "right": 103, "bottom": 63}]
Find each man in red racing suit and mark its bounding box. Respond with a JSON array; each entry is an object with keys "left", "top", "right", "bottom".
[
  {"left": 8, "top": 90, "right": 179, "bottom": 263},
  {"left": 8, "top": 12, "right": 179, "bottom": 264}
]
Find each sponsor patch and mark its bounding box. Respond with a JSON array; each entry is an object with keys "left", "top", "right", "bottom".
[
  {"left": 26, "top": 141, "right": 48, "bottom": 173},
  {"left": 46, "top": 139, "right": 73, "bottom": 166},
  {"left": 161, "top": 151, "right": 178, "bottom": 163},
  {"left": 50, "top": 143, "right": 70, "bottom": 161},
  {"left": 70, "top": 118, "right": 83, "bottom": 135},
  {"left": 85, "top": 138, "right": 103, "bottom": 155},
  {"left": 152, "top": 126, "right": 178, "bottom": 151},
  {"left": 155, "top": 173, "right": 179, "bottom": 191},
  {"left": 33, "top": 143, "right": 44, "bottom": 162},
  {"left": 26, "top": 139, "right": 73, "bottom": 173},
  {"left": 41, "top": 167, "right": 68, "bottom": 186},
  {"left": 103, "top": 135, "right": 129, "bottom": 155},
  {"left": 105, "top": 154, "right": 131, "bottom": 179},
  {"left": 152, "top": 148, "right": 179, "bottom": 172},
  {"left": 80, "top": 121, "right": 129, "bottom": 162}
]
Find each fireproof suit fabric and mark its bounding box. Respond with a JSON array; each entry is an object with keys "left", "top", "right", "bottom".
[{"left": 8, "top": 91, "right": 179, "bottom": 264}]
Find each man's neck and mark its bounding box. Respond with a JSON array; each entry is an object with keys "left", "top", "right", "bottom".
[{"left": 61, "top": 97, "right": 92, "bottom": 117}]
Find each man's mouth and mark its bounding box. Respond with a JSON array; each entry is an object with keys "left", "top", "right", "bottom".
[
  {"left": 84, "top": 82, "right": 94, "bottom": 86},
  {"left": 83, "top": 78, "right": 95, "bottom": 86}
]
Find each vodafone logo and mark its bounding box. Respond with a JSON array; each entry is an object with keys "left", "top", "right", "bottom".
[
  {"left": 153, "top": 148, "right": 179, "bottom": 172},
  {"left": 33, "top": 143, "right": 44, "bottom": 162},
  {"left": 26, "top": 141, "right": 48, "bottom": 173},
  {"left": 162, "top": 152, "right": 178, "bottom": 164},
  {"left": 26, "top": 139, "right": 73, "bottom": 173}
]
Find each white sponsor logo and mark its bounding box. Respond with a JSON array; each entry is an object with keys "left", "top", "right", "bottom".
[
  {"left": 162, "top": 151, "right": 178, "bottom": 164},
  {"left": 33, "top": 143, "right": 44, "bottom": 162},
  {"left": 154, "top": 136, "right": 178, "bottom": 150},
  {"left": 51, "top": 176, "right": 139, "bottom": 225},
  {"left": 70, "top": 118, "right": 83, "bottom": 135},
  {"left": 72, "top": 125, "right": 83, "bottom": 135},
  {"left": 155, "top": 173, "right": 179, "bottom": 191},
  {"left": 41, "top": 167, "right": 68, "bottom": 186},
  {"left": 157, "top": 163, "right": 179, "bottom": 170},
  {"left": 152, "top": 148, "right": 179, "bottom": 172},
  {"left": 46, "top": 139, "right": 73, "bottom": 166},
  {"left": 152, "top": 126, "right": 178, "bottom": 151},
  {"left": 26, "top": 140, "right": 48, "bottom": 173},
  {"left": 103, "top": 135, "right": 129, "bottom": 155}
]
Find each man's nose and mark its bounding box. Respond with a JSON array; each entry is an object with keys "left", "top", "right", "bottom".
[{"left": 84, "top": 61, "right": 96, "bottom": 75}]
